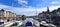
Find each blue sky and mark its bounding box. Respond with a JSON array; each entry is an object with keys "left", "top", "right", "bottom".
[{"left": 0, "top": 0, "right": 60, "bottom": 16}]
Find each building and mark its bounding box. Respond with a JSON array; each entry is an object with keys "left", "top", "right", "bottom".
[
  {"left": 38, "top": 7, "right": 60, "bottom": 25},
  {"left": 0, "top": 9, "right": 16, "bottom": 18},
  {"left": 38, "top": 7, "right": 52, "bottom": 23},
  {"left": 0, "top": 9, "right": 4, "bottom": 18},
  {"left": 4, "top": 11, "right": 10, "bottom": 18},
  {"left": 38, "top": 7, "right": 51, "bottom": 18},
  {"left": 51, "top": 7, "right": 60, "bottom": 25},
  {"left": 4, "top": 11, "right": 16, "bottom": 18}
]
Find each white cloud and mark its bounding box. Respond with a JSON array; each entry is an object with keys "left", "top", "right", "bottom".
[
  {"left": 13, "top": 7, "right": 35, "bottom": 12},
  {"left": 13, "top": 6, "right": 60, "bottom": 16},
  {"left": 0, "top": 4, "right": 12, "bottom": 11},
  {"left": 18, "top": 0, "right": 28, "bottom": 4},
  {"left": 50, "top": 1, "right": 59, "bottom": 4},
  {"left": 49, "top": 6, "right": 60, "bottom": 11},
  {"left": 0, "top": 4, "right": 11, "bottom": 9},
  {"left": 16, "top": 0, "right": 28, "bottom": 7},
  {"left": 0, "top": 4, "right": 60, "bottom": 16}
]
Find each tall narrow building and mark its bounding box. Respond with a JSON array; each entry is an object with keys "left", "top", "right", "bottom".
[{"left": 47, "top": 7, "right": 50, "bottom": 12}]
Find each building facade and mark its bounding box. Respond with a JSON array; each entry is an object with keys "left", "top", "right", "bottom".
[
  {"left": 0, "top": 9, "right": 16, "bottom": 18},
  {"left": 0, "top": 9, "right": 4, "bottom": 18},
  {"left": 38, "top": 7, "right": 60, "bottom": 25}
]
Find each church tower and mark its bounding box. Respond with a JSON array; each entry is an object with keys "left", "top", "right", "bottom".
[{"left": 47, "top": 6, "right": 50, "bottom": 12}]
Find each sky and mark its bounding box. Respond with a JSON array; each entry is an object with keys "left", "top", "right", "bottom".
[{"left": 0, "top": 0, "right": 60, "bottom": 16}]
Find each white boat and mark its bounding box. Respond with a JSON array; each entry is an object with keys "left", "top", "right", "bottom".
[
  {"left": 34, "top": 20, "right": 40, "bottom": 27},
  {"left": 24, "top": 18, "right": 40, "bottom": 27},
  {"left": 0, "top": 19, "right": 5, "bottom": 26},
  {"left": 11, "top": 21, "right": 23, "bottom": 27},
  {"left": 15, "top": 21, "right": 23, "bottom": 26},
  {"left": 40, "top": 21, "right": 57, "bottom": 27},
  {"left": 4, "top": 21, "right": 15, "bottom": 27}
]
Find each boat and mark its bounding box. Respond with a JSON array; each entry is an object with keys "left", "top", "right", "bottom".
[
  {"left": 40, "top": 21, "right": 57, "bottom": 27},
  {"left": 4, "top": 21, "right": 15, "bottom": 27},
  {"left": 11, "top": 21, "right": 23, "bottom": 27},
  {"left": 0, "top": 19, "right": 4, "bottom": 25}
]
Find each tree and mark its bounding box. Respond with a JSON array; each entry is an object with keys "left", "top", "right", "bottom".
[
  {"left": 22, "top": 15, "right": 26, "bottom": 20},
  {"left": 1, "top": 9, "right": 4, "bottom": 12}
]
